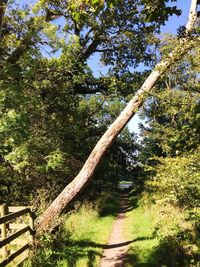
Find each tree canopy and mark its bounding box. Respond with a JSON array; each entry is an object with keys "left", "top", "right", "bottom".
[{"left": 0, "top": 0, "right": 183, "bottom": 205}]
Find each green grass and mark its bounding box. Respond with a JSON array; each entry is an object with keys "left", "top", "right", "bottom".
[
  {"left": 25, "top": 192, "right": 120, "bottom": 267},
  {"left": 123, "top": 192, "right": 200, "bottom": 266},
  {"left": 123, "top": 194, "right": 159, "bottom": 267}
]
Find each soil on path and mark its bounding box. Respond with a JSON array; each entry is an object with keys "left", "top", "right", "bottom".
[{"left": 100, "top": 193, "right": 132, "bottom": 267}]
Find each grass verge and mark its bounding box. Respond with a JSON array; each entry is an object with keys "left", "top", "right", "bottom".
[
  {"left": 124, "top": 191, "right": 200, "bottom": 266},
  {"left": 24, "top": 192, "right": 119, "bottom": 267},
  {"left": 123, "top": 193, "right": 159, "bottom": 267}
]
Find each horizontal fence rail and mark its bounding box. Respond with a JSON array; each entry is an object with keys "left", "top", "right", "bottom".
[{"left": 0, "top": 204, "right": 35, "bottom": 267}]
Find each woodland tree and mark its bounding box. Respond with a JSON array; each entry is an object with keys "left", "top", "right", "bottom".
[
  {"left": 36, "top": 0, "right": 199, "bottom": 232},
  {"left": 0, "top": 0, "right": 199, "bottom": 232}
]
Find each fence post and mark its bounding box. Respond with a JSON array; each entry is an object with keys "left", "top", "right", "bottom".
[
  {"left": 0, "top": 204, "right": 9, "bottom": 258},
  {"left": 29, "top": 211, "right": 35, "bottom": 247}
]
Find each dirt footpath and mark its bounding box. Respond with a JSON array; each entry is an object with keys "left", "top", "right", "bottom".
[{"left": 100, "top": 193, "right": 131, "bottom": 267}]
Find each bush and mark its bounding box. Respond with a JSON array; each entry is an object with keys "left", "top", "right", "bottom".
[{"left": 143, "top": 147, "right": 200, "bottom": 265}]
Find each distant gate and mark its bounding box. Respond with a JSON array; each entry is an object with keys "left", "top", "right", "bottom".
[{"left": 0, "top": 204, "right": 35, "bottom": 266}]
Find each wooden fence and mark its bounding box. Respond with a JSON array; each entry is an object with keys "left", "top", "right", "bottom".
[{"left": 0, "top": 204, "right": 35, "bottom": 266}]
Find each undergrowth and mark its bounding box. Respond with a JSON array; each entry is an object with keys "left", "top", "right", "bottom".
[{"left": 124, "top": 186, "right": 200, "bottom": 267}]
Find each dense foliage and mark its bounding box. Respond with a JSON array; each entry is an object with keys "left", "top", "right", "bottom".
[
  {"left": 138, "top": 42, "right": 200, "bottom": 265},
  {"left": 0, "top": 0, "right": 142, "bottom": 206},
  {"left": 0, "top": 0, "right": 181, "bottom": 207}
]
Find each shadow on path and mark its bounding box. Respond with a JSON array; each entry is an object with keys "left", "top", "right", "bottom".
[{"left": 99, "top": 192, "right": 145, "bottom": 267}]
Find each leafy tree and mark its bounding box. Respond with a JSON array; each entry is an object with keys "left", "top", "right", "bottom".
[
  {"left": 137, "top": 32, "right": 200, "bottom": 266},
  {"left": 0, "top": 0, "right": 198, "bottom": 232},
  {"left": 139, "top": 43, "right": 200, "bottom": 162},
  {"left": 37, "top": 1, "right": 199, "bottom": 231},
  {"left": 1, "top": 0, "right": 147, "bottom": 204}
]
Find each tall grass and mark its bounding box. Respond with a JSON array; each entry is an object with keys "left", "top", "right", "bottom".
[
  {"left": 25, "top": 192, "right": 119, "bottom": 267},
  {"left": 124, "top": 190, "right": 200, "bottom": 266},
  {"left": 123, "top": 193, "right": 159, "bottom": 267}
]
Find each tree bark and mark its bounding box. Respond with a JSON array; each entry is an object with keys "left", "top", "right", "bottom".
[
  {"left": 0, "top": 0, "right": 8, "bottom": 38},
  {"left": 36, "top": 0, "right": 199, "bottom": 233}
]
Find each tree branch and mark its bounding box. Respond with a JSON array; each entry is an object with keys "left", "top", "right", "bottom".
[
  {"left": 95, "top": 48, "right": 114, "bottom": 53},
  {"left": 0, "top": 0, "right": 8, "bottom": 39},
  {"left": 74, "top": 82, "right": 108, "bottom": 95},
  {"left": 82, "top": 37, "right": 101, "bottom": 61}
]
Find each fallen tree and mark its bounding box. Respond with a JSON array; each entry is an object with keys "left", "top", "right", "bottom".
[{"left": 37, "top": 0, "right": 199, "bottom": 233}]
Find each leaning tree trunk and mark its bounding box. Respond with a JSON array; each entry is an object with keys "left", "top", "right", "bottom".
[{"left": 37, "top": 0, "right": 199, "bottom": 233}]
